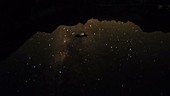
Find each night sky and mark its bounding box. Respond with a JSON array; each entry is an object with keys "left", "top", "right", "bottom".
[
  {"left": 1, "top": 19, "right": 170, "bottom": 96},
  {"left": 1, "top": 0, "right": 170, "bottom": 61}
]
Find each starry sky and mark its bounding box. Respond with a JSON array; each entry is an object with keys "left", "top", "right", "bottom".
[{"left": 1, "top": 19, "right": 170, "bottom": 96}]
